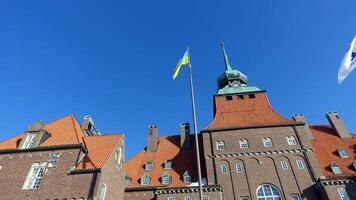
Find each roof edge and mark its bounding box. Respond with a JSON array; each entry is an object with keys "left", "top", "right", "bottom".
[{"left": 0, "top": 143, "right": 86, "bottom": 154}]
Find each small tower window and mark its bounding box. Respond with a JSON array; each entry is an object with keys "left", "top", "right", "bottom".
[
  {"left": 248, "top": 94, "right": 255, "bottom": 99},
  {"left": 145, "top": 160, "right": 154, "bottom": 170},
  {"left": 239, "top": 139, "right": 249, "bottom": 149},
  {"left": 226, "top": 96, "right": 233, "bottom": 101},
  {"left": 330, "top": 163, "right": 342, "bottom": 174},
  {"left": 140, "top": 174, "right": 151, "bottom": 185},
  {"left": 286, "top": 136, "right": 298, "bottom": 146},
  {"left": 216, "top": 141, "right": 225, "bottom": 150},
  {"left": 164, "top": 160, "right": 172, "bottom": 169},
  {"left": 183, "top": 171, "right": 191, "bottom": 183},
  {"left": 263, "top": 138, "right": 273, "bottom": 148},
  {"left": 161, "top": 172, "right": 172, "bottom": 185},
  {"left": 337, "top": 148, "right": 349, "bottom": 159},
  {"left": 124, "top": 175, "right": 131, "bottom": 187}
]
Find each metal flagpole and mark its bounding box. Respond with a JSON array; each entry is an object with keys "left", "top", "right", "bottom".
[{"left": 187, "top": 63, "right": 204, "bottom": 200}]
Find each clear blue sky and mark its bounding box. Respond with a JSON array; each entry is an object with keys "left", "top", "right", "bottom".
[{"left": 0, "top": 1, "right": 355, "bottom": 159}]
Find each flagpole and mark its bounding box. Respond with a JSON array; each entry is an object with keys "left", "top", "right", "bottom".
[{"left": 188, "top": 63, "right": 204, "bottom": 200}]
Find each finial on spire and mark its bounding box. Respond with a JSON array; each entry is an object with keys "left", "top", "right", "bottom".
[{"left": 220, "top": 41, "right": 233, "bottom": 71}]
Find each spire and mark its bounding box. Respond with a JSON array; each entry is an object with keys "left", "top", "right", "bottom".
[{"left": 221, "top": 41, "right": 233, "bottom": 71}]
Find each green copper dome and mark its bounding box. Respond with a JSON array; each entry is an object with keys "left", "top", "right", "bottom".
[{"left": 217, "top": 43, "right": 260, "bottom": 95}]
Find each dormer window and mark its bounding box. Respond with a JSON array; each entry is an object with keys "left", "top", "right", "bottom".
[
  {"left": 337, "top": 148, "right": 349, "bottom": 159},
  {"left": 164, "top": 160, "right": 172, "bottom": 169},
  {"left": 263, "top": 138, "right": 273, "bottom": 148},
  {"left": 239, "top": 139, "right": 249, "bottom": 149},
  {"left": 216, "top": 141, "right": 225, "bottom": 150},
  {"left": 21, "top": 133, "right": 38, "bottom": 149},
  {"left": 183, "top": 171, "right": 191, "bottom": 183},
  {"left": 286, "top": 136, "right": 298, "bottom": 146},
  {"left": 145, "top": 161, "right": 154, "bottom": 170},
  {"left": 125, "top": 175, "right": 131, "bottom": 187},
  {"left": 140, "top": 174, "right": 151, "bottom": 185},
  {"left": 330, "top": 163, "right": 342, "bottom": 174},
  {"left": 161, "top": 172, "right": 171, "bottom": 185}
]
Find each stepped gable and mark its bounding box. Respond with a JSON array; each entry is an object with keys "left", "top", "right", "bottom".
[
  {"left": 78, "top": 134, "right": 123, "bottom": 169},
  {"left": 125, "top": 135, "right": 198, "bottom": 188},
  {"left": 310, "top": 125, "right": 356, "bottom": 179},
  {"left": 206, "top": 92, "right": 296, "bottom": 130}
]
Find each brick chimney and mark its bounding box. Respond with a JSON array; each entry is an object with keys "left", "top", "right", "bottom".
[
  {"left": 326, "top": 112, "right": 351, "bottom": 140},
  {"left": 147, "top": 125, "right": 158, "bottom": 152},
  {"left": 180, "top": 122, "right": 191, "bottom": 149}
]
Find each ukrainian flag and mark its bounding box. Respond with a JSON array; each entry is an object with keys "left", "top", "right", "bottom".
[{"left": 173, "top": 48, "right": 190, "bottom": 80}]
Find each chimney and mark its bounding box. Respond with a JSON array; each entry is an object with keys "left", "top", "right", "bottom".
[
  {"left": 180, "top": 122, "right": 191, "bottom": 149},
  {"left": 147, "top": 125, "right": 158, "bottom": 152},
  {"left": 326, "top": 112, "right": 351, "bottom": 140},
  {"left": 82, "top": 115, "right": 95, "bottom": 136},
  {"left": 293, "top": 114, "right": 314, "bottom": 140}
]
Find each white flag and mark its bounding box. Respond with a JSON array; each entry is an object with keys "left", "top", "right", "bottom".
[{"left": 338, "top": 36, "right": 356, "bottom": 84}]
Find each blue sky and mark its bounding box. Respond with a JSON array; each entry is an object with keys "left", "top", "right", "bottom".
[{"left": 0, "top": 0, "right": 355, "bottom": 159}]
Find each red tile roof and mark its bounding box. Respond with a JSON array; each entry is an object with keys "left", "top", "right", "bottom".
[
  {"left": 0, "top": 115, "right": 123, "bottom": 170},
  {"left": 206, "top": 92, "right": 296, "bottom": 130},
  {"left": 125, "top": 135, "right": 199, "bottom": 188},
  {"left": 310, "top": 125, "right": 356, "bottom": 179}
]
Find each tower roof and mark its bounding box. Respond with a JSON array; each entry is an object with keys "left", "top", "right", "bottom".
[{"left": 217, "top": 43, "right": 260, "bottom": 95}]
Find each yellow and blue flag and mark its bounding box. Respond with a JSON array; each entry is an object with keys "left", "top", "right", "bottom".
[{"left": 173, "top": 48, "right": 190, "bottom": 80}]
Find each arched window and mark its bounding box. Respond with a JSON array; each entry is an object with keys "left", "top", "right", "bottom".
[{"left": 256, "top": 184, "right": 282, "bottom": 200}]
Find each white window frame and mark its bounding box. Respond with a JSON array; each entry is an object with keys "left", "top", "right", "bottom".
[
  {"left": 21, "top": 133, "right": 37, "bottom": 149},
  {"left": 183, "top": 171, "right": 191, "bottom": 183},
  {"left": 221, "top": 164, "right": 228, "bottom": 174},
  {"left": 167, "top": 197, "right": 175, "bottom": 200},
  {"left": 263, "top": 138, "right": 273, "bottom": 148},
  {"left": 145, "top": 161, "right": 153, "bottom": 170},
  {"left": 161, "top": 173, "right": 171, "bottom": 185},
  {"left": 216, "top": 141, "right": 225, "bottom": 150},
  {"left": 239, "top": 139, "right": 249, "bottom": 149},
  {"left": 330, "top": 163, "right": 342, "bottom": 174},
  {"left": 236, "top": 164, "right": 243, "bottom": 173},
  {"left": 240, "top": 197, "right": 249, "bottom": 200},
  {"left": 338, "top": 149, "right": 349, "bottom": 159},
  {"left": 140, "top": 174, "right": 151, "bottom": 185},
  {"left": 124, "top": 175, "right": 131, "bottom": 187},
  {"left": 256, "top": 184, "right": 282, "bottom": 200},
  {"left": 337, "top": 188, "right": 350, "bottom": 200},
  {"left": 164, "top": 160, "right": 172, "bottom": 169},
  {"left": 296, "top": 160, "right": 304, "bottom": 169},
  {"left": 287, "top": 136, "right": 298, "bottom": 146},
  {"left": 184, "top": 196, "right": 192, "bottom": 200},
  {"left": 203, "top": 195, "right": 209, "bottom": 200},
  {"left": 281, "top": 161, "right": 289, "bottom": 170},
  {"left": 22, "top": 163, "right": 46, "bottom": 190},
  {"left": 99, "top": 183, "right": 107, "bottom": 200}
]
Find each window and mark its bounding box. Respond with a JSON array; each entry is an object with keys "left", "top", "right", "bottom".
[
  {"left": 23, "top": 163, "right": 45, "bottom": 190},
  {"left": 161, "top": 172, "right": 171, "bottom": 185},
  {"left": 296, "top": 160, "right": 304, "bottom": 169},
  {"left": 184, "top": 196, "right": 192, "bottom": 200},
  {"left": 337, "top": 188, "right": 350, "bottom": 200},
  {"left": 167, "top": 197, "right": 175, "bottom": 200},
  {"left": 236, "top": 164, "right": 244, "bottom": 173},
  {"left": 183, "top": 171, "right": 191, "bottom": 183},
  {"left": 330, "top": 163, "right": 342, "bottom": 174},
  {"left": 140, "top": 174, "right": 151, "bottom": 185},
  {"left": 99, "top": 183, "right": 107, "bottom": 200},
  {"left": 248, "top": 94, "right": 255, "bottom": 99},
  {"left": 263, "top": 138, "right": 273, "bottom": 148},
  {"left": 221, "top": 164, "right": 228, "bottom": 174},
  {"left": 337, "top": 148, "right": 349, "bottom": 159},
  {"left": 286, "top": 136, "right": 297, "bottom": 146},
  {"left": 203, "top": 195, "right": 209, "bottom": 200},
  {"left": 145, "top": 160, "right": 154, "bottom": 170},
  {"left": 21, "top": 133, "right": 37, "bottom": 149},
  {"left": 281, "top": 161, "right": 289, "bottom": 170},
  {"left": 124, "top": 175, "right": 131, "bottom": 187},
  {"left": 290, "top": 194, "right": 300, "bottom": 200},
  {"left": 237, "top": 95, "right": 244, "bottom": 100},
  {"left": 240, "top": 197, "right": 249, "bottom": 200},
  {"left": 239, "top": 139, "right": 249, "bottom": 149},
  {"left": 164, "top": 160, "right": 172, "bottom": 169},
  {"left": 226, "top": 96, "right": 233, "bottom": 101},
  {"left": 216, "top": 141, "right": 225, "bottom": 150},
  {"left": 256, "top": 184, "right": 282, "bottom": 200},
  {"left": 353, "top": 160, "right": 356, "bottom": 170}
]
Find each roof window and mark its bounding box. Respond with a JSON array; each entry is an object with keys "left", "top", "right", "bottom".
[
  {"left": 330, "top": 163, "right": 342, "bottom": 174},
  {"left": 237, "top": 95, "right": 244, "bottom": 100},
  {"left": 183, "top": 171, "right": 191, "bottom": 183},
  {"left": 140, "top": 174, "right": 151, "bottom": 185},
  {"left": 145, "top": 160, "right": 154, "bottom": 170},
  {"left": 161, "top": 172, "right": 172, "bottom": 185},
  {"left": 164, "top": 160, "right": 172, "bottom": 169},
  {"left": 353, "top": 161, "right": 356, "bottom": 171},
  {"left": 226, "top": 96, "right": 233, "bottom": 101},
  {"left": 337, "top": 148, "right": 349, "bottom": 159},
  {"left": 125, "top": 175, "right": 131, "bottom": 187}
]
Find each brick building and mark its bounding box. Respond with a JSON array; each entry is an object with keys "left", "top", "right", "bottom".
[
  {"left": 124, "top": 45, "right": 355, "bottom": 200},
  {"left": 0, "top": 115, "right": 125, "bottom": 200}
]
